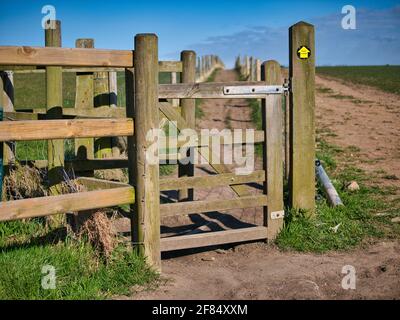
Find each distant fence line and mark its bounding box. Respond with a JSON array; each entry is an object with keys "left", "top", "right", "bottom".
[{"left": 235, "top": 55, "right": 261, "bottom": 81}]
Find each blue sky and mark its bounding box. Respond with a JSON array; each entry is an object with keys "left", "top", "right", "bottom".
[{"left": 0, "top": 0, "right": 399, "bottom": 66}]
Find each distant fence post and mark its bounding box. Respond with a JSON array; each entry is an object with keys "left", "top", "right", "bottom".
[
  {"left": 45, "top": 20, "right": 65, "bottom": 197},
  {"left": 132, "top": 34, "right": 161, "bottom": 270},
  {"left": 75, "top": 39, "right": 95, "bottom": 166},
  {"left": 289, "top": 21, "right": 316, "bottom": 214},
  {"left": 178, "top": 50, "right": 196, "bottom": 201},
  {"left": 256, "top": 59, "right": 261, "bottom": 82},
  {"left": 262, "top": 60, "right": 284, "bottom": 240}
]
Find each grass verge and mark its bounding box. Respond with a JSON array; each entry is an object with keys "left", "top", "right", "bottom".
[
  {"left": 0, "top": 220, "right": 158, "bottom": 299},
  {"left": 276, "top": 138, "right": 400, "bottom": 252}
]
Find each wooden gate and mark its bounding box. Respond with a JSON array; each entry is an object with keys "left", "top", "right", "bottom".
[{"left": 0, "top": 21, "right": 315, "bottom": 272}]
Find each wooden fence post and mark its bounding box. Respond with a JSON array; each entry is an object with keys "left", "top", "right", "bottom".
[
  {"left": 171, "top": 72, "right": 179, "bottom": 107},
  {"left": 262, "top": 60, "right": 284, "bottom": 240},
  {"left": 0, "top": 74, "right": 3, "bottom": 200},
  {"left": 94, "top": 51, "right": 112, "bottom": 158},
  {"left": 75, "top": 39, "right": 95, "bottom": 164},
  {"left": 178, "top": 50, "right": 196, "bottom": 202},
  {"left": 256, "top": 59, "right": 261, "bottom": 82},
  {"left": 132, "top": 34, "right": 161, "bottom": 270},
  {"left": 1, "top": 71, "right": 15, "bottom": 166},
  {"left": 289, "top": 21, "right": 316, "bottom": 214},
  {"left": 45, "top": 20, "right": 64, "bottom": 196}
]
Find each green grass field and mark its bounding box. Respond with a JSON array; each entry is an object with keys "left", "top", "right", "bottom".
[{"left": 316, "top": 65, "right": 400, "bottom": 95}]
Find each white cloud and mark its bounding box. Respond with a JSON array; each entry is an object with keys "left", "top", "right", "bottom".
[{"left": 180, "top": 6, "right": 400, "bottom": 67}]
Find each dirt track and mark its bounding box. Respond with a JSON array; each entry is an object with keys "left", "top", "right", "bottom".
[{"left": 130, "top": 69, "right": 400, "bottom": 300}]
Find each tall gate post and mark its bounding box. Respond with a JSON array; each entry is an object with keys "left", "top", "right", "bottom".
[
  {"left": 45, "top": 20, "right": 65, "bottom": 197},
  {"left": 289, "top": 21, "right": 316, "bottom": 214},
  {"left": 178, "top": 50, "right": 196, "bottom": 201},
  {"left": 262, "top": 60, "right": 284, "bottom": 240},
  {"left": 131, "top": 34, "right": 161, "bottom": 270}
]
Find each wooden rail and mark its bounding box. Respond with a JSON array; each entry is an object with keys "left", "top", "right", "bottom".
[
  {"left": 0, "top": 119, "right": 134, "bottom": 141},
  {"left": 160, "top": 170, "right": 265, "bottom": 191},
  {"left": 159, "top": 81, "right": 276, "bottom": 99},
  {"left": 0, "top": 186, "right": 134, "bottom": 222},
  {"left": 161, "top": 226, "right": 268, "bottom": 252},
  {"left": 0, "top": 46, "right": 133, "bottom": 67},
  {"left": 160, "top": 195, "right": 268, "bottom": 217}
]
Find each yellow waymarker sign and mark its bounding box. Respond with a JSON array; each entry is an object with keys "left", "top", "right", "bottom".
[{"left": 297, "top": 46, "right": 311, "bottom": 59}]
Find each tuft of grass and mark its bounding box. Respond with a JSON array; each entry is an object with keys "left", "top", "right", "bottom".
[
  {"left": 383, "top": 174, "right": 399, "bottom": 181},
  {"left": 316, "top": 86, "right": 333, "bottom": 94},
  {"left": 329, "top": 93, "right": 356, "bottom": 100}
]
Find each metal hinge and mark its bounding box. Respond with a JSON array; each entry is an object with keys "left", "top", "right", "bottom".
[{"left": 223, "top": 85, "right": 288, "bottom": 96}]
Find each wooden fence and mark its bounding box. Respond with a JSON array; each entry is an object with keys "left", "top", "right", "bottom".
[{"left": 0, "top": 20, "right": 315, "bottom": 271}]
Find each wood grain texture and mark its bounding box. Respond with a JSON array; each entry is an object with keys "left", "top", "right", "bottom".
[
  {"left": 262, "top": 60, "right": 284, "bottom": 240},
  {"left": 160, "top": 195, "right": 268, "bottom": 217},
  {"left": 289, "top": 21, "right": 316, "bottom": 213},
  {"left": 45, "top": 21, "right": 64, "bottom": 196},
  {"left": 159, "top": 61, "right": 182, "bottom": 72},
  {"left": 0, "top": 119, "right": 134, "bottom": 141},
  {"left": 75, "top": 38, "right": 95, "bottom": 161},
  {"left": 159, "top": 81, "right": 278, "bottom": 99},
  {"left": 76, "top": 176, "right": 130, "bottom": 191},
  {"left": 0, "top": 46, "right": 133, "bottom": 67},
  {"left": 179, "top": 50, "right": 196, "bottom": 201},
  {"left": 1, "top": 71, "right": 15, "bottom": 164},
  {"left": 160, "top": 170, "right": 265, "bottom": 191},
  {"left": 0, "top": 186, "right": 134, "bottom": 222},
  {"left": 133, "top": 34, "right": 161, "bottom": 269},
  {"left": 161, "top": 226, "right": 268, "bottom": 252}
]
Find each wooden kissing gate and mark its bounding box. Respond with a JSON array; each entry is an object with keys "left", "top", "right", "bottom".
[{"left": 0, "top": 21, "right": 315, "bottom": 271}]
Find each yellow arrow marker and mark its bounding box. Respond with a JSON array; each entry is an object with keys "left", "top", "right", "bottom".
[{"left": 297, "top": 46, "right": 311, "bottom": 59}]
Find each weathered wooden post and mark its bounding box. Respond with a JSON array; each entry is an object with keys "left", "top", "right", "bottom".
[
  {"left": 0, "top": 74, "right": 3, "bottom": 199},
  {"left": 256, "top": 59, "right": 261, "bottom": 81},
  {"left": 75, "top": 39, "right": 95, "bottom": 164},
  {"left": 249, "top": 57, "right": 254, "bottom": 81},
  {"left": 262, "top": 60, "right": 284, "bottom": 240},
  {"left": 1, "top": 71, "right": 15, "bottom": 165},
  {"left": 131, "top": 34, "right": 161, "bottom": 269},
  {"left": 289, "top": 21, "right": 316, "bottom": 214},
  {"left": 178, "top": 50, "right": 196, "bottom": 201},
  {"left": 94, "top": 50, "right": 112, "bottom": 158},
  {"left": 45, "top": 20, "right": 64, "bottom": 195},
  {"left": 171, "top": 71, "right": 179, "bottom": 107}
]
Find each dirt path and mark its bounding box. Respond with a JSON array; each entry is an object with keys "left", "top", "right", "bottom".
[{"left": 130, "top": 69, "right": 400, "bottom": 300}]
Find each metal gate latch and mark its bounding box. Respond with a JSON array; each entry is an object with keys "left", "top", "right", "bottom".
[{"left": 223, "top": 85, "right": 287, "bottom": 95}]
